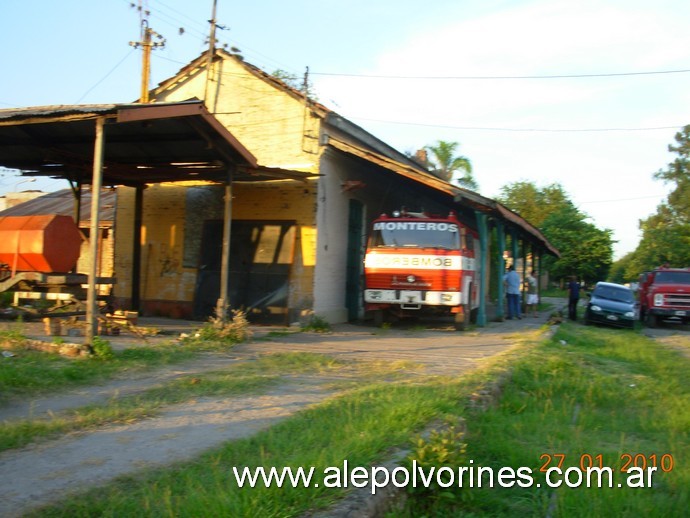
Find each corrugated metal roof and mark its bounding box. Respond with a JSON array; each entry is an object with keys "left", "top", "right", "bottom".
[
  {"left": 0, "top": 100, "right": 316, "bottom": 186},
  {"left": 0, "top": 188, "right": 115, "bottom": 227},
  {"left": 327, "top": 136, "right": 559, "bottom": 257},
  {"left": 0, "top": 104, "right": 119, "bottom": 122}
]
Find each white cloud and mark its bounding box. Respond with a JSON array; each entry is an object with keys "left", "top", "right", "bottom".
[{"left": 313, "top": 0, "right": 690, "bottom": 259}]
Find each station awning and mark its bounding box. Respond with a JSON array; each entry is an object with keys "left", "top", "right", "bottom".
[{"left": 0, "top": 100, "right": 313, "bottom": 185}]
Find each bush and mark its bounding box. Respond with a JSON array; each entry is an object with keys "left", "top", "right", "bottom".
[
  {"left": 301, "top": 314, "right": 331, "bottom": 333},
  {"left": 193, "top": 309, "right": 253, "bottom": 345},
  {"left": 403, "top": 424, "right": 470, "bottom": 509},
  {"left": 91, "top": 336, "right": 115, "bottom": 360}
]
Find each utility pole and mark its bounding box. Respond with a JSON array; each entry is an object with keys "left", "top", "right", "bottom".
[
  {"left": 204, "top": 0, "right": 218, "bottom": 103},
  {"left": 129, "top": 3, "right": 165, "bottom": 103}
]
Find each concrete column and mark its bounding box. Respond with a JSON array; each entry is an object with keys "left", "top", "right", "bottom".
[
  {"left": 496, "top": 220, "right": 506, "bottom": 321},
  {"left": 475, "top": 211, "right": 489, "bottom": 327}
]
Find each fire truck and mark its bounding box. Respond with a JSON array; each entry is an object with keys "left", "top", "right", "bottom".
[{"left": 363, "top": 210, "right": 479, "bottom": 330}]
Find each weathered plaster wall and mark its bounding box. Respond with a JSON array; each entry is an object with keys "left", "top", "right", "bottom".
[{"left": 113, "top": 180, "right": 317, "bottom": 320}]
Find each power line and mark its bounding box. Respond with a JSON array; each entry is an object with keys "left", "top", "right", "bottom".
[
  {"left": 74, "top": 49, "right": 136, "bottom": 103},
  {"left": 311, "top": 68, "right": 690, "bottom": 80},
  {"left": 348, "top": 116, "right": 683, "bottom": 133},
  {"left": 579, "top": 194, "right": 668, "bottom": 204}
]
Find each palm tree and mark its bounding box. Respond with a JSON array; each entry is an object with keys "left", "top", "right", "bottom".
[{"left": 425, "top": 140, "right": 477, "bottom": 190}]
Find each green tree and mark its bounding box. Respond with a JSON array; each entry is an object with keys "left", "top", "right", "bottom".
[
  {"left": 541, "top": 204, "right": 614, "bottom": 284},
  {"left": 626, "top": 125, "right": 690, "bottom": 275},
  {"left": 425, "top": 140, "right": 477, "bottom": 190},
  {"left": 497, "top": 181, "right": 570, "bottom": 227},
  {"left": 271, "top": 69, "right": 317, "bottom": 99},
  {"left": 608, "top": 252, "right": 636, "bottom": 284},
  {"left": 499, "top": 181, "right": 614, "bottom": 284}
]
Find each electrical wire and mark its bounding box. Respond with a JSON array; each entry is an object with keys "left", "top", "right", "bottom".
[
  {"left": 74, "top": 49, "right": 137, "bottom": 103},
  {"left": 310, "top": 68, "right": 690, "bottom": 80},
  {"left": 143, "top": 0, "right": 304, "bottom": 81},
  {"left": 578, "top": 194, "right": 669, "bottom": 204},
  {"left": 347, "top": 116, "right": 683, "bottom": 133}
]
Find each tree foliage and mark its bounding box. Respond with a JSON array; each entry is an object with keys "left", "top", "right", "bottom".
[
  {"left": 608, "top": 252, "right": 636, "bottom": 284},
  {"left": 624, "top": 126, "right": 690, "bottom": 277},
  {"left": 498, "top": 181, "right": 613, "bottom": 284},
  {"left": 271, "top": 69, "right": 317, "bottom": 100},
  {"left": 497, "top": 181, "right": 570, "bottom": 227},
  {"left": 425, "top": 140, "right": 477, "bottom": 190}
]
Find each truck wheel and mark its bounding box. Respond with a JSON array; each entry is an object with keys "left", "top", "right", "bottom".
[
  {"left": 373, "top": 309, "right": 385, "bottom": 327},
  {"left": 645, "top": 312, "right": 659, "bottom": 328},
  {"left": 454, "top": 304, "right": 470, "bottom": 331}
]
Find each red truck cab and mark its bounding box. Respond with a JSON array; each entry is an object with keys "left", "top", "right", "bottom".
[
  {"left": 363, "top": 210, "right": 479, "bottom": 330},
  {"left": 638, "top": 267, "right": 690, "bottom": 327}
]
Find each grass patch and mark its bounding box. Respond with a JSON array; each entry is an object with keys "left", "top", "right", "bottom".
[
  {"left": 401, "top": 322, "right": 690, "bottom": 516},
  {"left": 16, "top": 323, "right": 687, "bottom": 516},
  {"left": 0, "top": 309, "right": 257, "bottom": 402},
  {"left": 0, "top": 352, "right": 354, "bottom": 452},
  {"left": 300, "top": 315, "right": 332, "bottom": 333},
  {"left": 0, "top": 342, "right": 196, "bottom": 402},
  {"left": 28, "top": 380, "right": 473, "bottom": 517},
  {"left": 23, "top": 340, "right": 525, "bottom": 517}
]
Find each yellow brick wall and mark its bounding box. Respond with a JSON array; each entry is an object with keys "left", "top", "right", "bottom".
[
  {"left": 113, "top": 184, "right": 193, "bottom": 307},
  {"left": 154, "top": 55, "right": 322, "bottom": 171},
  {"left": 112, "top": 53, "right": 325, "bottom": 318},
  {"left": 233, "top": 181, "right": 317, "bottom": 314},
  {"left": 76, "top": 227, "right": 114, "bottom": 296},
  {"left": 113, "top": 181, "right": 317, "bottom": 318}
]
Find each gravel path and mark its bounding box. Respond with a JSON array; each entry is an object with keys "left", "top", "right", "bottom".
[{"left": 0, "top": 308, "right": 560, "bottom": 517}]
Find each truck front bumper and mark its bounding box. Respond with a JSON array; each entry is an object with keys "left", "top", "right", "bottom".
[
  {"left": 364, "top": 289, "right": 461, "bottom": 306},
  {"left": 649, "top": 307, "right": 690, "bottom": 318}
]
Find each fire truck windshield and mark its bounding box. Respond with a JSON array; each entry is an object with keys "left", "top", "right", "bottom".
[{"left": 369, "top": 221, "right": 461, "bottom": 249}]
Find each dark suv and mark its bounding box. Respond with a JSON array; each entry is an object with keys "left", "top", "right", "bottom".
[{"left": 584, "top": 282, "right": 637, "bottom": 329}]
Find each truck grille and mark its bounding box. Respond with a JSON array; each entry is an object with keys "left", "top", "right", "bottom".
[
  {"left": 365, "top": 273, "right": 457, "bottom": 291},
  {"left": 665, "top": 294, "right": 690, "bottom": 307}
]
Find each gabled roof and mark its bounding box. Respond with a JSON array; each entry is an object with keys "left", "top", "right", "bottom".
[
  {"left": 153, "top": 50, "right": 428, "bottom": 173},
  {"left": 152, "top": 51, "right": 558, "bottom": 257}
]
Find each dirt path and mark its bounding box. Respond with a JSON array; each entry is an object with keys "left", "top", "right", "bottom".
[
  {"left": 0, "top": 309, "right": 560, "bottom": 517},
  {"left": 1, "top": 377, "right": 337, "bottom": 517}
]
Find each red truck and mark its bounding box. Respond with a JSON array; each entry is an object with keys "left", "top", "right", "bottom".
[
  {"left": 638, "top": 267, "right": 690, "bottom": 327},
  {"left": 363, "top": 210, "right": 479, "bottom": 330}
]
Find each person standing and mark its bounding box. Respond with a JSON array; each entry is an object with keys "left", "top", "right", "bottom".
[
  {"left": 567, "top": 276, "right": 580, "bottom": 321},
  {"left": 503, "top": 266, "right": 522, "bottom": 320},
  {"left": 525, "top": 270, "right": 538, "bottom": 317}
]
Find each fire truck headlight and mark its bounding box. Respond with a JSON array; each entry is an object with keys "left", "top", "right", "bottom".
[
  {"left": 370, "top": 291, "right": 382, "bottom": 300},
  {"left": 441, "top": 293, "right": 454, "bottom": 302},
  {"left": 653, "top": 294, "right": 664, "bottom": 306},
  {"left": 407, "top": 275, "right": 416, "bottom": 283}
]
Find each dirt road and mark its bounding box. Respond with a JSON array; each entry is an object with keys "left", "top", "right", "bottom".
[{"left": 1, "top": 306, "right": 559, "bottom": 516}]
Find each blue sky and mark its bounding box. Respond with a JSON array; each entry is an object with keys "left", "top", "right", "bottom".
[{"left": 3, "top": 0, "right": 690, "bottom": 259}]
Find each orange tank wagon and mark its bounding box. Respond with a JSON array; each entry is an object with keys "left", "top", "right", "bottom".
[{"left": 0, "top": 215, "right": 82, "bottom": 273}]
